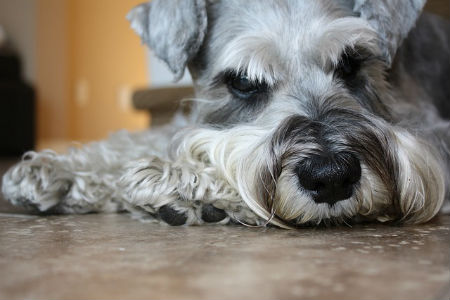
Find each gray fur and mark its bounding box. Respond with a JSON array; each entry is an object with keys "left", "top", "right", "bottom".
[
  {"left": 2, "top": 0, "right": 449, "bottom": 228},
  {"left": 127, "top": 0, "right": 208, "bottom": 80},
  {"left": 352, "top": 0, "right": 427, "bottom": 65},
  {"left": 391, "top": 13, "right": 450, "bottom": 118}
]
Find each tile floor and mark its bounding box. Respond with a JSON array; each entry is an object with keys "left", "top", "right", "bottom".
[{"left": 0, "top": 158, "right": 449, "bottom": 300}]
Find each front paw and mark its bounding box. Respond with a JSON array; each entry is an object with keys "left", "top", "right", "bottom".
[
  {"left": 120, "top": 159, "right": 232, "bottom": 225},
  {"left": 201, "top": 204, "right": 227, "bottom": 223},
  {"left": 156, "top": 203, "right": 228, "bottom": 226},
  {"left": 158, "top": 204, "right": 188, "bottom": 226},
  {"left": 1, "top": 151, "right": 72, "bottom": 211}
]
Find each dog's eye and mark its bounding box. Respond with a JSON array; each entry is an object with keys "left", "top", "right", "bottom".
[
  {"left": 335, "top": 51, "right": 363, "bottom": 81},
  {"left": 225, "top": 72, "right": 267, "bottom": 99},
  {"left": 231, "top": 75, "right": 254, "bottom": 93}
]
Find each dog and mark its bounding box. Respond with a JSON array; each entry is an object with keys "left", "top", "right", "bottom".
[{"left": 2, "top": 0, "right": 449, "bottom": 228}]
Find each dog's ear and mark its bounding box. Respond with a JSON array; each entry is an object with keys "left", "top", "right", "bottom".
[
  {"left": 352, "top": 0, "right": 426, "bottom": 65},
  {"left": 127, "top": 0, "right": 207, "bottom": 81}
]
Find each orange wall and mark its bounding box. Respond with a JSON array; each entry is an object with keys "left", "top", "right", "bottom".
[
  {"left": 68, "top": 0, "right": 149, "bottom": 140},
  {"left": 36, "top": 0, "right": 70, "bottom": 140},
  {"left": 37, "top": 0, "right": 149, "bottom": 142}
]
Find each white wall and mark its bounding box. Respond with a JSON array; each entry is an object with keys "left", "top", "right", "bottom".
[{"left": 0, "top": 0, "right": 37, "bottom": 83}]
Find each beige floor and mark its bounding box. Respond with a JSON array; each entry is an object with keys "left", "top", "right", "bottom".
[{"left": 0, "top": 159, "right": 449, "bottom": 300}]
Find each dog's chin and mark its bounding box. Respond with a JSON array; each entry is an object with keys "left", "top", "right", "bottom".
[
  {"left": 259, "top": 167, "right": 387, "bottom": 226},
  {"left": 275, "top": 196, "right": 360, "bottom": 226}
]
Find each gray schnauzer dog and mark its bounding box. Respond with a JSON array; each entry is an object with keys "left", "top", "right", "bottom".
[{"left": 2, "top": 0, "right": 450, "bottom": 228}]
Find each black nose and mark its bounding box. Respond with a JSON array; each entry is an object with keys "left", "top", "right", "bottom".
[{"left": 296, "top": 152, "right": 361, "bottom": 205}]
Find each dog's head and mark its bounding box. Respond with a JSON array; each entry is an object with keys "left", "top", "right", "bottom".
[{"left": 128, "top": 0, "right": 445, "bottom": 227}]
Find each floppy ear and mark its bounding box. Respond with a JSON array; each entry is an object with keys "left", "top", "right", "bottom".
[
  {"left": 127, "top": 0, "right": 207, "bottom": 81},
  {"left": 353, "top": 0, "right": 426, "bottom": 66}
]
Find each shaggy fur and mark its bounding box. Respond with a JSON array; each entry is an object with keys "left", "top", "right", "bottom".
[{"left": 2, "top": 0, "right": 449, "bottom": 228}]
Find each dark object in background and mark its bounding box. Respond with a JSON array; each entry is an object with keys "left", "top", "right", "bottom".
[{"left": 0, "top": 47, "right": 35, "bottom": 156}]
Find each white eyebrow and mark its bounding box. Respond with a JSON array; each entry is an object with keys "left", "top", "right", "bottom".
[
  {"left": 313, "top": 17, "right": 380, "bottom": 67},
  {"left": 214, "top": 34, "right": 283, "bottom": 86},
  {"left": 214, "top": 17, "right": 379, "bottom": 83}
]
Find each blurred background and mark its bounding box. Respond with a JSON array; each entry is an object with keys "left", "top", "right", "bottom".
[
  {"left": 0, "top": 0, "right": 448, "bottom": 155},
  {"left": 0, "top": 0, "right": 193, "bottom": 154}
]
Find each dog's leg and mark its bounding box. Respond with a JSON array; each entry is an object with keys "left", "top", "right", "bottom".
[
  {"left": 1, "top": 130, "right": 259, "bottom": 225},
  {"left": 119, "top": 157, "right": 260, "bottom": 226},
  {"left": 1, "top": 129, "right": 175, "bottom": 214},
  {"left": 1, "top": 150, "right": 124, "bottom": 213},
  {"left": 1, "top": 126, "right": 260, "bottom": 225}
]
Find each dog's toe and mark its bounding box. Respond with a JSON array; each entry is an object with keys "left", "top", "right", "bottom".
[
  {"left": 158, "top": 205, "right": 188, "bottom": 226},
  {"left": 201, "top": 204, "right": 227, "bottom": 223}
]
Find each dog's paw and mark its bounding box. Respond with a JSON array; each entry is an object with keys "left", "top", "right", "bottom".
[
  {"left": 201, "top": 204, "right": 227, "bottom": 223},
  {"left": 120, "top": 158, "right": 235, "bottom": 225},
  {"left": 158, "top": 204, "right": 188, "bottom": 226},
  {"left": 158, "top": 203, "right": 228, "bottom": 225},
  {"left": 119, "top": 158, "right": 177, "bottom": 207},
  {"left": 1, "top": 151, "right": 72, "bottom": 212},
  {"left": 155, "top": 202, "right": 229, "bottom": 226}
]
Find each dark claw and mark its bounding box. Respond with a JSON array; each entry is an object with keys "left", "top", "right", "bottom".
[
  {"left": 201, "top": 204, "right": 227, "bottom": 223},
  {"left": 158, "top": 205, "right": 187, "bottom": 226}
]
